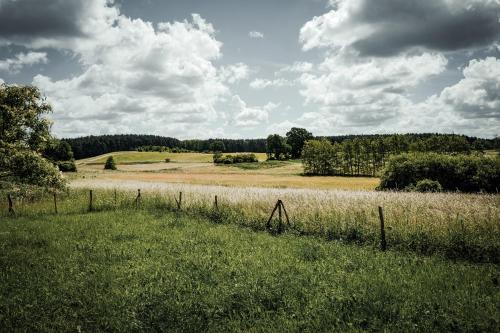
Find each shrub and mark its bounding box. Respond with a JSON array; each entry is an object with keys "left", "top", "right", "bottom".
[
  {"left": 379, "top": 153, "right": 500, "bottom": 193},
  {"left": 164, "top": 158, "right": 171, "bottom": 163},
  {"left": 104, "top": 156, "right": 117, "bottom": 170},
  {"left": 57, "top": 160, "right": 77, "bottom": 172},
  {"left": 414, "top": 179, "right": 442, "bottom": 192},
  {"left": 213, "top": 153, "right": 258, "bottom": 164}
]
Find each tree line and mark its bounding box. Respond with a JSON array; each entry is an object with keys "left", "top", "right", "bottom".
[
  {"left": 64, "top": 132, "right": 498, "bottom": 160},
  {"left": 301, "top": 133, "right": 496, "bottom": 177}
]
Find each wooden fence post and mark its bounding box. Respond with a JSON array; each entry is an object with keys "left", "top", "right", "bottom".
[
  {"left": 278, "top": 200, "right": 283, "bottom": 233},
  {"left": 267, "top": 199, "right": 291, "bottom": 234},
  {"left": 135, "top": 189, "right": 141, "bottom": 208},
  {"left": 89, "top": 190, "right": 93, "bottom": 212},
  {"left": 214, "top": 195, "right": 218, "bottom": 210},
  {"left": 266, "top": 200, "right": 280, "bottom": 230},
  {"left": 53, "top": 192, "right": 58, "bottom": 214},
  {"left": 174, "top": 191, "right": 182, "bottom": 210},
  {"left": 7, "top": 194, "right": 14, "bottom": 214},
  {"left": 114, "top": 189, "right": 117, "bottom": 207},
  {"left": 378, "top": 206, "right": 387, "bottom": 251}
]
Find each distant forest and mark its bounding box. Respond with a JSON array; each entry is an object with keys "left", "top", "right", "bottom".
[{"left": 63, "top": 133, "right": 499, "bottom": 160}]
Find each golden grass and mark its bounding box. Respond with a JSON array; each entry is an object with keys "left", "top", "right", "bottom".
[
  {"left": 78, "top": 151, "right": 268, "bottom": 164},
  {"left": 66, "top": 179, "right": 500, "bottom": 263},
  {"left": 75, "top": 152, "right": 378, "bottom": 190}
]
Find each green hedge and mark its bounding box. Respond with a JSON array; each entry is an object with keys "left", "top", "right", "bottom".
[
  {"left": 213, "top": 153, "right": 258, "bottom": 164},
  {"left": 378, "top": 153, "right": 500, "bottom": 193}
]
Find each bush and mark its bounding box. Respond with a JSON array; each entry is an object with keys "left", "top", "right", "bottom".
[
  {"left": 57, "top": 160, "right": 77, "bottom": 172},
  {"left": 213, "top": 153, "right": 258, "bottom": 164},
  {"left": 104, "top": 156, "right": 117, "bottom": 170},
  {"left": 164, "top": 158, "right": 171, "bottom": 163},
  {"left": 379, "top": 153, "right": 500, "bottom": 193},
  {"left": 414, "top": 179, "right": 442, "bottom": 192}
]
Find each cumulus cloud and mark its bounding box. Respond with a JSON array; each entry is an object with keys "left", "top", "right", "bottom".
[
  {"left": 431, "top": 57, "right": 500, "bottom": 120},
  {"left": 0, "top": 0, "right": 118, "bottom": 56},
  {"left": 277, "top": 61, "right": 313, "bottom": 74},
  {"left": 248, "top": 31, "right": 264, "bottom": 39},
  {"left": 231, "top": 95, "right": 279, "bottom": 127},
  {"left": 300, "top": 0, "right": 500, "bottom": 56},
  {"left": 250, "top": 78, "right": 293, "bottom": 89},
  {"left": 0, "top": 51, "right": 47, "bottom": 73},
  {"left": 20, "top": 4, "right": 228, "bottom": 137},
  {"left": 294, "top": 0, "right": 500, "bottom": 137},
  {"left": 298, "top": 50, "right": 448, "bottom": 125},
  {"left": 219, "top": 63, "right": 250, "bottom": 84}
]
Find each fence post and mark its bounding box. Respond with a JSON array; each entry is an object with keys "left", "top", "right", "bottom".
[
  {"left": 135, "top": 189, "right": 141, "bottom": 208},
  {"left": 280, "top": 200, "right": 290, "bottom": 226},
  {"left": 89, "top": 190, "right": 93, "bottom": 212},
  {"left": 378, "top": 206, "right": 387, "bottom": 251},
  {"left": 175, "top": 192, "right": 182, "bottom": 210},
  {"left": 53, "top": 192, "right": 58, "bottom": 214},
  {"left": 214, "top": 195, "right": 218, "bottom": 209},
  {"left": 114, "top": 189, "right": 117, "bottom": 207},
  {"left": 278, "top": 200, "right": 283, "bottom": 233},
  {"left": 7, "top": 194, "right": 14, "bottom": 214},
  {"left": 266, "top": 200, "right": 280, "bottom": 230}
]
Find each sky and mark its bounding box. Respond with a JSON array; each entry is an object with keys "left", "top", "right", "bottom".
[{"left": 0, "top": 0, "right": 499, "bottom": 139}]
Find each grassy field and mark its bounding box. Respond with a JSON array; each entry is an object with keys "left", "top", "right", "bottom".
[
  {"left": 79, "top": 151, "right": 268, "bottom": 164},
  {"left": 1, "top": 208, "right": 498, "bottom": 332},
  {"left": 5, "top": 187, "right": 499, "bottom": 263},
  {"left": 74, "top": 152, "right": 379, "bottom": 190}
]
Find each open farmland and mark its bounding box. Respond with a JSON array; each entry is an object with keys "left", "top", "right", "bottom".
[{"left": 74, "top": 152, "right": 379, "bottom": 190}]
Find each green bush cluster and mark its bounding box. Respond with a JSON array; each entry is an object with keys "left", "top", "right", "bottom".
[
  {"left": 56, "top": 160, "right": 77, "bottom": 172},
  {"left": 379, "top": 153, "right": 500, "bottom": 193},
  {"left": 213, "top": 153, "right": 258, "bottom": 164}
]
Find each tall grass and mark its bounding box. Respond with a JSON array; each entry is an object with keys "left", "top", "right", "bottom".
[
  {"left": 1, "top": 210, "right": 498, "bottom": 332},
  {"left": 1, "top": 183, "right": 499, "bottom": 263}
]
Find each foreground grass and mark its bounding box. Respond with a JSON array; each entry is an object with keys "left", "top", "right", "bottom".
[
  {"left": 0, "top": 209, "right": 498, "bottom": 332},
  {"left": 4, "top": 188, "right": 499, "bottom": 263}
]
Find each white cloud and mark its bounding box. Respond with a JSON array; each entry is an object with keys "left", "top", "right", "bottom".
[
  {"left": 436, "top": 57, "right": 500, "bottom": 119},
  {"left": 250, "top": 78, "right": 293, "bottom": 89},
  {"left": 299, "top": 0, "right": 500, "bottom": 56},
  {"left": 298, "top": 51, "right": 448, "bottom": 126},
  {"left": 0, "top": 52, "right": 47, "bottom": 73},
  {"left": 248, "top": 31, "right": 264, "bottom": 39},
  {"left": 231, "top": 95, "right": 275, "bottom": 127},
  {"left": 219, "top": 62, "right": 250, "bottom": 84},
  {"left": 27, "top": 8, "right": 230, "bottom": 138},
  {"left": 277, "top": 61, "right": 313, "bottom": 74}
]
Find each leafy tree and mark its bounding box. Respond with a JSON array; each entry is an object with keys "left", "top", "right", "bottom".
[
  {"left": 286, "top": 127, "right": 313, "bottom": 159},
  {"left": 104, "top": 156, "right": 117, "bottom": 170},
  {"left": 378, "top": 153, "right": 500, "bottom": 193},
  {"left": 43, "top": 139, "right": 74, "bottom": 161},
  {"left": 302, "top": 140, "right": 335, "bottom": 175},
  {"left": 266, "top": 134, "right": 291, "bottom": 160},
  {"left": 0, "top": 84, "right": 65, "bottom": 189},
  {"left": 209, "top": 140, "right": 226, "bottom": 153}
]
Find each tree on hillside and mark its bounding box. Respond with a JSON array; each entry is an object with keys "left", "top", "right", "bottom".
[
  {"left": 286, "top": 127, "right": 313, "bottom": 159},
  {"left": 266, "top": 134, "right": 291, "bottom": 160},
  {"left": 104, "top": 156, "right": 117, "bottom": 170},
  {"left": 0, "top": 84, "right": 65, "bottom": 190}
]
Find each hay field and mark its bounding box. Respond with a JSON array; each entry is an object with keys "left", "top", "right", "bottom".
[{"left": 74, "top": 152, "right": 379, "bottom": 190}]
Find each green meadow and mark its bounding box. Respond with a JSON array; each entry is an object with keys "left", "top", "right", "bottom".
[{"left": 0, "top": 191, "right": 499, "bottom": 332}]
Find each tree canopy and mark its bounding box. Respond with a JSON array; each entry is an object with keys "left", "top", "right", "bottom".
[
  {"left": 0, "top": 84, "right": 65, "bottom": 190},
  {"left": 286, "top": 127, "right": 313, "bottom": 159}
]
